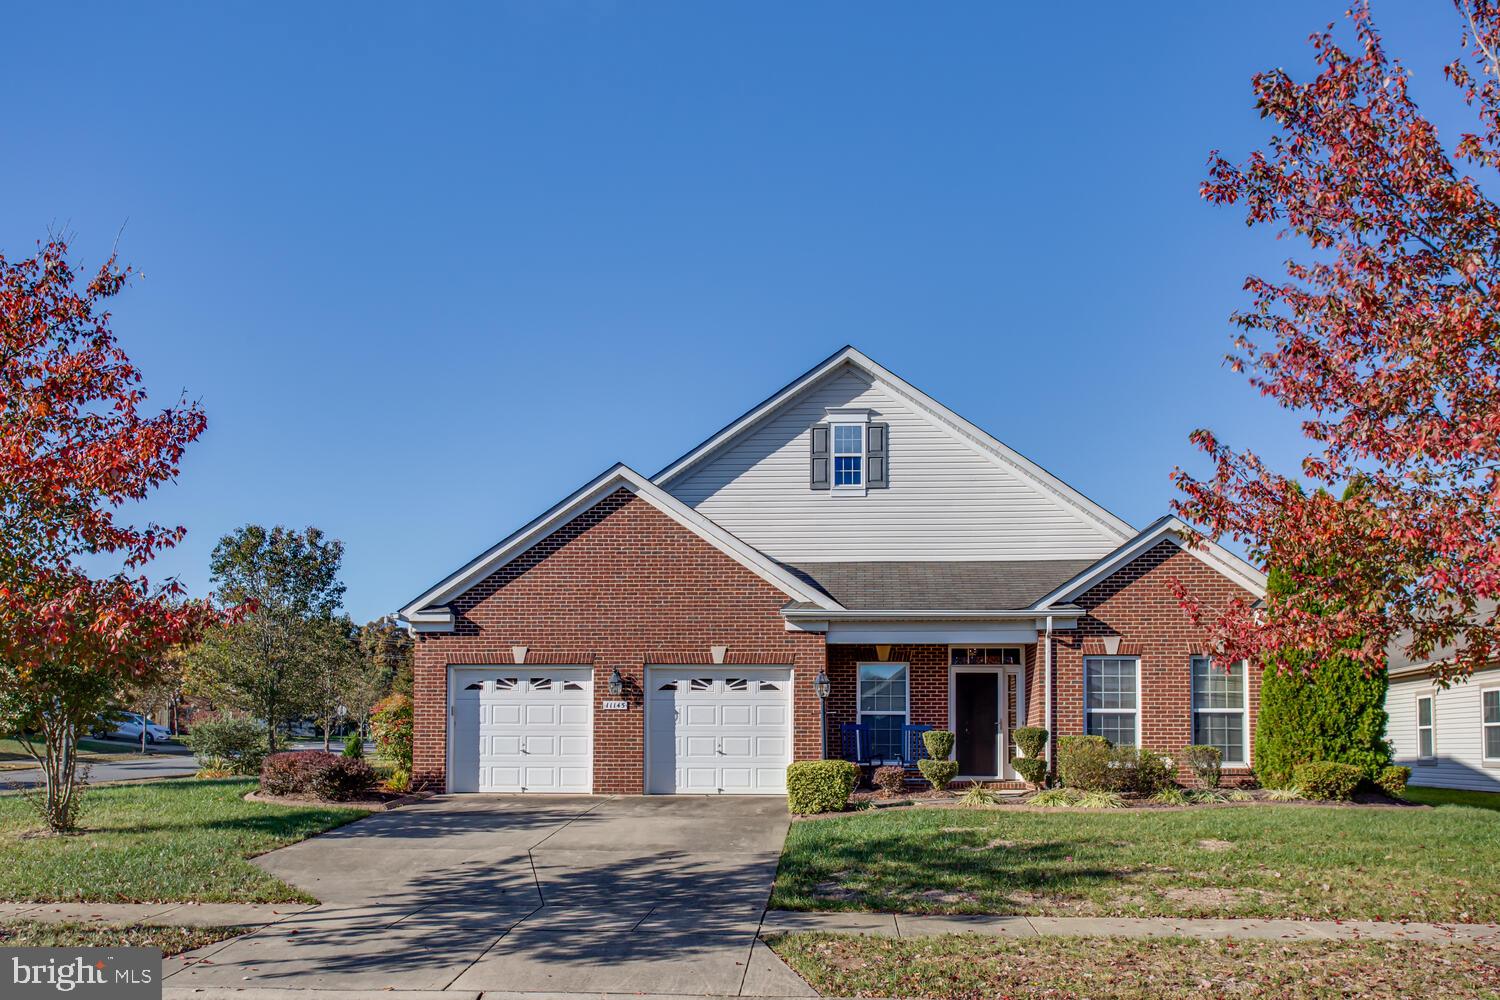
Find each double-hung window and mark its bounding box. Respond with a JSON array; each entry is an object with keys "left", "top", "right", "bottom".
[
  {"left": 1084, "top": 656, "right": 1138, "bottom": 746},
  {"left": 1416, "top": 694, "right": 1435, "bottom": 760},
  {"left": 1191, "top": 656, "right": 1248, "bottom": 765},
  {"left": 1483, "top": 689, "right": 1499, "bottom": 763},
  {"left": 858, "top": 662, "right": 908, "bottom": 760},
  {"left": 832, "top": 424, "right": 864, "bottom": 488}
]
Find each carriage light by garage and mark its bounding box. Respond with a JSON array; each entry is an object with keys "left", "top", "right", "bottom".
[
  {"left": 814, "top": 671, "right": 831, "bottom": 700},
  {"left": 608, "top": 667, "right": 624, "bottom": 697}
]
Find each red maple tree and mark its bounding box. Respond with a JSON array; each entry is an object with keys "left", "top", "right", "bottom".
[
  {"left": 1175, "top": 1, "right": 1500, "bottom": 682},
  {"left": 0, "top": 239, "right": 219, "bottom": 830}
]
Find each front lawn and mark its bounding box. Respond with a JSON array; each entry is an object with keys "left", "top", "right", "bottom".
[
  {"left": 0, "top": 778, "right": 366, "bottom": 903},
  {"left": 768, "top": 933, "right": 1500, "bottom": 1000},
  {"left": 772, "top": 804, "right": 1500, "bottom": 921},
  {"left": 1405, "top": 785, "right": 1500, "bottom": 812},
  {"left": 0, "top": 920, "right": 238, "bottom": 955}
]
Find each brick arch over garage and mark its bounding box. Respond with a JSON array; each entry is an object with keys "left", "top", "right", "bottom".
[{"left": 412, "top": 489, "right": 827, "bottom": 793}]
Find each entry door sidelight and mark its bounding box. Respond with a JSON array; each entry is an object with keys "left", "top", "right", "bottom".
[{"left": 954, "top": 672, "right": 1000, "bottom": 777}]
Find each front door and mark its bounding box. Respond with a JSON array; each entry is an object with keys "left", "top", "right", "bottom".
[{"left": 954, "top": 672, "right": 999, "bottom": 777}]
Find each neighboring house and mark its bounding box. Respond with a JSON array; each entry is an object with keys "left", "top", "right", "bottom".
[
  {"left": 399, "top": 347, "right": 1266, "bottom": 794},
  {"left": 1386, "top": 609, "right": 1500, "bottom": 792}
]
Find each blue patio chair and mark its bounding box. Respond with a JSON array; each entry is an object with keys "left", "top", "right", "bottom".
[
  {"left": 838, "top": 722, "right": 873, "bottom": 766},
  {"left": 902, "top": 724, "right": 934, "bottom": 768}
]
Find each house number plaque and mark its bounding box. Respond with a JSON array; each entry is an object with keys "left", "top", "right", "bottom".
[{"left": 601, "top": 699, "right": 629, "bottom": 710}]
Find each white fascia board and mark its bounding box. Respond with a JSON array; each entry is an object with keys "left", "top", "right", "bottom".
[
  {"left": 1031, "top": 515, "right": 1266, "bottom": 609},
  {"left": 399, "top": 464, "right": 841, "bottom": 625},
  {"left": 827, "top": 622, "right": 1042, "bottom": 645},
  {"left": 650, "top": 345, "right": 1136, "bottom": 543},
  {"left": 783, "top": 607, "right": 1072, "bottom": 622}
]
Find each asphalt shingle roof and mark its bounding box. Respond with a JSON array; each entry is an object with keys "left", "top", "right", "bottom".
[{"left": 784, "top": 559, "right": 1097, "bottom": 611}]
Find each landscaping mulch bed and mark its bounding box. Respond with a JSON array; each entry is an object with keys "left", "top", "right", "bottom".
[{"left": 833, "top": 786, "right": 1419, "bottom": 814}]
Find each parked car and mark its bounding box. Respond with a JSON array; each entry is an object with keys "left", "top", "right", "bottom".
[{"left": 104, "top": 712, "right": 173, "bottom": 744}]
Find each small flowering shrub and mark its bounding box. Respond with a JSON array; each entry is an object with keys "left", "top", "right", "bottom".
[{"left": 873, "top": 765, "right": 907, "bottom": 796}]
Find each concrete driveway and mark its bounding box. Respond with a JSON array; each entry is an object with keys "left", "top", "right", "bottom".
[{"left": 165, "top": 795, "right": 810, "bottom": 996}]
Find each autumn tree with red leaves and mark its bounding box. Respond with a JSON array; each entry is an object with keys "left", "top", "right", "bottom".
[
  {"left": 0, "top": 240, "right": 219, "bottom": 831},
  {"left": 1174, "top": 1, "right": 1500, "bottom": 682}
]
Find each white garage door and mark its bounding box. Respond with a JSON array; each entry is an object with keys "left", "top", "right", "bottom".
[
  {"left": 646, "top": 667, "right": 791, "bottom": 795},
  {"left": 448, "top": 666, "right": 592, "bottom": 793}
]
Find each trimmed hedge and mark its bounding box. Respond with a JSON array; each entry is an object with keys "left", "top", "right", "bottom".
[
  {"left": 1109, "top": 746, "right": 1175, "bottom": 795},
  {"left": 1013, "top": 726, "right": 1049, "bottom": 759},
  {"left": 1377, "top": 764, "right": 1412, "bottom": 798},
  {"left": 1056, "top": 735, "right": 1112, "bottom": 791},
  {"left": 786, "top": 760, "right": 859, "bottom": 814},
  {"left": 917, "top": 758, "right": 960, "bottom": 791},
  {"left": 260, "top": 750, "right": 376, "bottom": 801},
  {"left": 1293, "top": 760, "right": 1362, "bottom": 801},
  {"left": 1012, "top": 756, "right": 1048, "bottom": 789},
  {"left": 922, "top": 729, "right": 956, "bottom": 761}
]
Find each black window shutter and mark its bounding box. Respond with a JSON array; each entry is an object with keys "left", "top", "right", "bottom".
[
  {"left": 867, "top": 422, "right": 889, "bottom": 488},
  {"left": 809, "top": 423, "right": 831, "bottom": 490}
]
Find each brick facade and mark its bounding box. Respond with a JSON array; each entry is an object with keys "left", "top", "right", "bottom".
[
  {"left": 1047, "top": 540, "right": 1262, "bottom": 781},
  {"left": 412, "top": 489, "right": 826, "bottom": 793},
  {"left": 413, "top": 495, "right": 1258, "bottom": 793}
]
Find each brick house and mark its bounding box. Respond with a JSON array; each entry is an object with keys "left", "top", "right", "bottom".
[{"left": 400, "top": 347, "right": 1265, "bottom": 794}]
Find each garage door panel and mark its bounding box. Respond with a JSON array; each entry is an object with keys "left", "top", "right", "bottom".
[
  {"left": 449, "top": 667, "right": 592, "bottom": 794},
  {"left": 722, "top": 705, "right": 753, "bottom": 726},
  {"left": 647, "top": 667, "right": 791, "bottom": 795}
]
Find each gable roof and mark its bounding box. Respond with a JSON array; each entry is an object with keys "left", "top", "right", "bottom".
[
  {"left": 652, "top": 345, "right": 1136, "bottom": 545},
  {"left": 399, "top": 464, "right": 842, "bottom": 629},
  {"left": 1030, "top": 515, "right": 1266, "bottom": 609}
]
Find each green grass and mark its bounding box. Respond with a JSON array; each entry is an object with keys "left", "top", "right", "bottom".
[
  {"left": 1405, "top": 785, "right": 1500, "bottom": 812},
  {"left": 768, "top": 933, "right": 1500, "bottom": 1000},
  {"left": 772, "top": 804, "right": 1500, "bottom": 921},
  {"left": 0, "top": 919, "right": 239, "bottom": 955},
  {"left": 0, "top": 778, "right": 367, "bottom": 903}
]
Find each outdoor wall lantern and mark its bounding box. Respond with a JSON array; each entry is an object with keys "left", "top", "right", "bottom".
[
  {"left": 608, "top": 667, "right": 624, "bottom": 697},
  {"left": 814, "top": 670, "right": 831, "bottom": 758}
]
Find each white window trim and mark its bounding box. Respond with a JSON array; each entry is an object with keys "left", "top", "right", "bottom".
[
  {"left": 1416, "top": 692, "right": 1436, "bottom": 762},
  {"left": 1481, "top": 685, "right": 1500, "bottom": 765},
  {"left": 1190, "top": 656, "right": 1249, "bottom": 767},
  {"left": 1083, "top": 655, "right": 1141, "bottom": 747},
  {"left": 830, "top": 422, "right": 866, "bottom": 493},
  {"left": 857, "top": 661, "right": 909, "bottom": 762}
]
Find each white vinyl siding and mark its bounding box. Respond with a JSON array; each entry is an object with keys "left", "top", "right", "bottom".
[
  {"left": 1386, "top": 665, "right": 1500, "bottom": 792},
  {"left": 662, "top": 365, "right": 1125, "bottom": 562},
  {"left": 1191, "top": 657, "right": 1248, "bottom": 765},
  {"left": 1084, "top": 656, "right": 1139, "bottom": 747}
]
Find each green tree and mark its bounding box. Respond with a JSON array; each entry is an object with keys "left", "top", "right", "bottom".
[
  {"left": 358, "top": 616, "right": 413, "bottom": 697},
  {"left": 185, "top": 525, "right": 346, "bottom": 753}
]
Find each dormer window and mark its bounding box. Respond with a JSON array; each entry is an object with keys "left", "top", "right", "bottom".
[
  {"left": 833, "top": 424, "right": 864, "bottom": 487},
  {"left": 810, "top": 410, "right": 888, "bottom": 493}
]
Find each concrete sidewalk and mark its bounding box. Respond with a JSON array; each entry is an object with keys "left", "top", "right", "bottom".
[
  {"left": 9, "top": 898, "right": 1498, "bottom": 948},
  {"left": 761, "top": 908, "right": 1500, "bottom": 946}
]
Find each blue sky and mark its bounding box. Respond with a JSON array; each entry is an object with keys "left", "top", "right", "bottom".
[{"left": 1, "top": 2, "right": 1471, "bottom": 622}]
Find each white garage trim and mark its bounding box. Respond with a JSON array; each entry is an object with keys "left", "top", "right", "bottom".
[
  {"left": 447, "top": 665, "right": 593, "bottom": 793},
  {"left": 645, "top": 666, "right": 794, "bottom": 795}
]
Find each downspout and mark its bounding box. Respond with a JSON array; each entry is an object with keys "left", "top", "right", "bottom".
[{"left": 1043, "top": 615, "right": 1054, "bottom": 768}]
